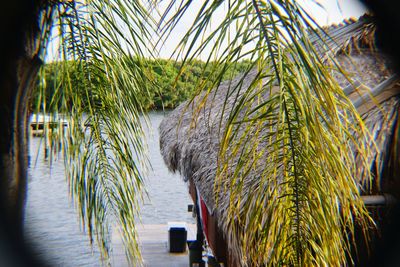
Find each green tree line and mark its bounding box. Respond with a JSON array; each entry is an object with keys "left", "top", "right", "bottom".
[{"left": 32, "top": 58, "right": 252, "bottom": 112}]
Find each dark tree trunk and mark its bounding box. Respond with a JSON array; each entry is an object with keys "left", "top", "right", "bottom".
[{"left": 0, "top": 1, "right": 45, "bottom": 266}]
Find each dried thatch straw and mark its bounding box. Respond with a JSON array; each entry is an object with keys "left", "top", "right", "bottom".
[{"left": 159, "top": 14, "right": 400, "bottom": 264}]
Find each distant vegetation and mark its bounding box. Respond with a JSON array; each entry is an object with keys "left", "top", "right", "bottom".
[{"left": 32, "top": 58, "right": 252, "bottom": 112}]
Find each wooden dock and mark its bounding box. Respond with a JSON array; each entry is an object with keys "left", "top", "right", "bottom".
[{"left": 111, "top": 223, "right": 197, "bottom": 266}]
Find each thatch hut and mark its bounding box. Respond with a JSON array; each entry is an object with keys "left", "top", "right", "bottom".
[{"left": 159, "top": 14, "right": 400, "bottom": 266}]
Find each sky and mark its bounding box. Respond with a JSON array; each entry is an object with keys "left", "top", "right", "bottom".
[
  {"left": 301, "top": 0, "right": 366, "bottom": 25},
  {"left": 153, "top": 0, "right": 367, "bottom": 60},
  {"left": 45, "top": 0, "right": 368, "bottom": 62}
]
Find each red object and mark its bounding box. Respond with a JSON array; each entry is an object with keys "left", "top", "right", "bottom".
[{"left": 200, "top": 196, "right": 209, "bottom": 242}]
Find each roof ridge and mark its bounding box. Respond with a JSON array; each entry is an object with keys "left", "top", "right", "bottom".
[
  {"left": 321, "top": 13, "right": 374, "bottom": 31},
  {"left": 307, "top": 13, "right": 376, "bottom": 58}
]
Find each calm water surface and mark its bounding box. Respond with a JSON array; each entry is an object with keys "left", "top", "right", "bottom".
[{"left": 24, "top": 111, "right": 194, "bottom": 266}]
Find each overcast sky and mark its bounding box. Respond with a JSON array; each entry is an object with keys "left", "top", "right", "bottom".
[
  {"left": 302, "top": 0, "right": 366, "bottom": 25},
  {"left": 45, "top": 0, "right": 368, "bottom": 62},
  {"left": 153, "top": 0, "right": 367, "bottom": 59}
]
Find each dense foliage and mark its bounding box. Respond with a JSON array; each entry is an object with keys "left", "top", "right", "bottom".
[{"left": 32, "top": 58, "right": 252, "bottom": 112}]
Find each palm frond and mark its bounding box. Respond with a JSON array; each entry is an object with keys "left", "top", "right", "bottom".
[
  {"left": 34, "top": 0, "right": 376, "bottom": 265},
  {"left": 160, "top": 1, "right": 374, "bottom": 265},
  {"left": 35, "top": 0, "right": 157, "bottom": 264}
]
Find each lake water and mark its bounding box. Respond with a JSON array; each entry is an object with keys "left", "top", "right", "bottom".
[{"left": 24, "top": 111, "right": 194, "bottom": 266}]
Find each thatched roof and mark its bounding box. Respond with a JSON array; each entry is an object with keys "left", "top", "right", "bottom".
[{"left": 159, "top": 14, "right": 400, "bottom": 263}]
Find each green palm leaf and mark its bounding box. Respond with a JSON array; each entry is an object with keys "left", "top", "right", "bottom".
[
  {"left": 34, "top": 0, "right": 375, "bottom": 265},
  {"left": 35, "top": 0, "right": 158, "bottom": 264},
  {"left": 160, "top": 1, "right": 374, "bottom": 266}
]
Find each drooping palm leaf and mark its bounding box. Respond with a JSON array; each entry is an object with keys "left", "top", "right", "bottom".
[
  {"left": 35, "top": 0, "right": 158, "bottom": 264},
  {"left": 35, "top": 0, "right": 375, "bottom": 265},
  {"left": 159, "top": 1, "right": 374, "bottom": 266}
]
